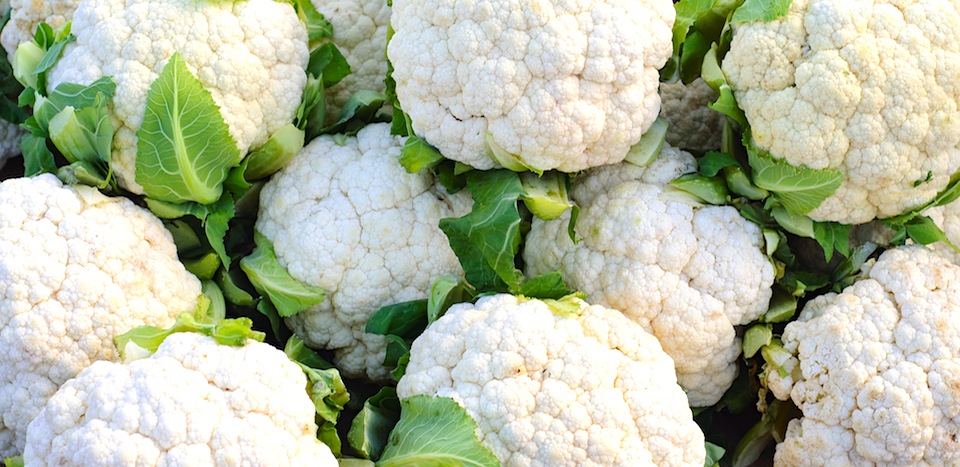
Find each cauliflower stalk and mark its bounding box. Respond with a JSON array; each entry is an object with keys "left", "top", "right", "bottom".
[
  {"left": 23, "top": 331, "right": 337, "bottom": 466},
  {"left": 524, "top": 144, "right": 775, "bottom": 406},
  {"left": 387, "top": 0, "right": 676, "bottom": 172},
  {"left": 0, "top": 174, "right": 202, "bottom": 457},
  {"left": 254, "top": 122, "right": 471, "bottom": 380},
  {"left": 396, "top": 294, "right": 707, "bottom": 466},
  {"left": 766, "top": 245, "right": 960, "bottom": 465}
]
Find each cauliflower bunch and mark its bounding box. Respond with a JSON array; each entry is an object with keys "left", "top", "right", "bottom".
[
  {"left": 0, "top": 174, "right": 201, "bottom": 456},
  {"left": 0, "top": 0, "right": 81, "bottom": 59},
  {"left": 723, "top": 0, "right": 960, "bottom": 224},
  {"left": 397, "top": 294, "right": 707, "bottom": 466},
  {"left": 524, "top": 146, "right": 774, "bottom": 406},
  {"left": 45, "top": 0, "right": 309, "bottom": 194},
  {"left": 256, "top": 123, "right": 472, "bottom": 380},
  {"left": 768, "top": 245, "right": 960, "bottom": 465},
  {"left": 387, "top": 0, "right": 675, "bottom": 172},
  {"left": 23, "top": 332, "right": 336, "bottom": 466}
]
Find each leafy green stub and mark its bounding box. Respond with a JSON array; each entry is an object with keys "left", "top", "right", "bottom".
[
  {"left": 485, "top": 132, "right": 539, "bottom": 174},
  {"left": 284, "top": 336, "right": 349, "bottom": 456},
  {"left": 742, "top": 324, "right": 773, "bottom": 359},
  {"left": 144, "top": 194, "right": 236, "bottom": 269},
  {"left": 136, "top": 52, "right": 241, "bottom": 205},
  {"left": 669, "top": 174, "right": 730, "bottom": 205},
  {"left": 704, "top": 442, "right": 726, "bottom": 467},
  {"left": 520, "top": 171, "right": 573, "bottom": 220},
  {"left": 440, "top": 170, "right": 525, "bottom": 291},
  {"left": 623, "top": 117, "right": 668, "bottom": 167},
  {"left": 377, "top": 396, "right": 500, "bottom": 467},
  {"left": 114, "top": 312, "right": 265, "bottom": 361},
  {"left": 3, "top": 456, "right": 23, "bottom": 467},
  {"left": 746, "top": 137, "right": 842, "bottom": 215},
  {"left": 399, "top": 135, "right": 444, "bottom": 173},
  {"left": 243, "top": 123, "right": 305, "bottom": 181},
  {"left": 731, "top": 0, "right": 794, "bottom": 24},
  {"left": 239, "top": 233, "right": 326, "bottom": 317},
  {"left": 347, "top": 387, "right": 402, "bottom": 461}
]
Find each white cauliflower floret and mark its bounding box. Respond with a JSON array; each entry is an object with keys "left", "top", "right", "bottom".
[
  {"left": 45, "top": 0, "right": 309, "bottom": 194},
  {"left": 256, "top": 123, "right": 471, "bottom": 381},
  {"left": 524, "top": 145, "right": 775, "bottom": 406},
  {"left": 659, "top": 78, "right": 723, "bottom": 152},
  {"left": 0, "top": 0, "right": 82, "bottom": 59},
  {"left": 387, "top": 0, "right": 675, "bottom": 172},
  {"left": 398, "top": 294, "right": 707, "bottom": 466},
  {"left": 0, "top": 174, "right": 201, "bottom": 456},
  {"left": 312, "top": 0, "right": 390, "bottom": 119},
  {"left": 23, "top": 332, "right": 336, "bottom": 466},
  {"left": 769, "top": 245, "right": 960, "bottom": 465},
  {"left": 723, "top": 0, "right": 960, "bottom": 224}
]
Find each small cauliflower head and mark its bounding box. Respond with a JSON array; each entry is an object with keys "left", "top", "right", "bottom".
[
  {"left": 312, "top": 0, "right": 390, "bottom": 118},
  {"left": 723, "top": 0, "right": 960, "bottom": 224},
  {"left": 0, "top": 0, "right": 82, "bottom": 59},
  {"left": 46, "top": 0, "right": 309, "bottom": 194},
  {"left": 23, "top": 332, "right": 336, "bottom": 466},
  {"left": 0, "top": 174, "right": 201, "bottom": 457},
  {"left": 257, "top": 123, "right": 472, "bottom": 381},
  {"left": 524, "top": 145, "right": 775, "bottom": 406},
  {"left": 387, "top": 0, "right": 675, "bottom": 172},
  {"left": 659, "top": 78, "right": 723, "bottom": 152},
  {"left": 397, "top": 294, "right": 706, "bottom": 466},
  {"left": 768, "top": 245, "right": 960, "bottom": 465}
]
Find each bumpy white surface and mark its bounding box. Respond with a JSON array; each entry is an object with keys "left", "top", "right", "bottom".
[
  {"left": 312, "top": 0, "right": 391, "bottom": 119},
  {"left": 398, "top": 294, "right": 706, "bottom": 466},
  {"left": 524, "top": 146, "right": 774, "bottom": 406},
  {"left": 723, "top": 0, "right": 960, "bottom": 224},
  {"left": 0, "top": 119, "right": 22, "bottom": 171},
  {"left": 769, "top": 245, "right": 960, "bottom": 465},
  {"left": 257, "top": 123, "right": 471, "bottom": 380},
  {"left": 23, "top": 333, "right": 336, "bottom": 466},
  {"left": 46, "top": 0, "right": 309, "bottom": 194},
  {"left": 0, "top": 0, "right": 82, "bottom": 59},
  {"left": 659, "top": 78, "right": 723, "bottom": 152},
  {"left": 387, "top": 0, "right": 675, "bottom": 172},
  {"left": 0, "top": 174, "right": 201, "bottom": 456}
]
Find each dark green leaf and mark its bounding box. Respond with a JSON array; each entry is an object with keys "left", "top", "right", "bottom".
[{"left": 348, "top": 387, "right": 402, "bottom": 461}]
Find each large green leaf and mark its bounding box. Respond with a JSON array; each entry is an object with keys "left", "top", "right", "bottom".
[
  {"left": 136, "top": 52, "right": 241, "bottom": 205},
  {"left": 377, "top": 396, "right": 499, "bottom": 467},
  {"left": 746, "top": 138, "right": 842, "bottom": 215},
  {"left": 239, "top": 233, "right": 326, "bottom": 317}
]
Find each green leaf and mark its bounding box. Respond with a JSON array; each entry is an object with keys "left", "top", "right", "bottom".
[
  {"left": 426, "top": 275, "right": 475, "bottom": 324},
  {"left": 763, "top": 288, "right": 797, "bottom": 323},
  {"left": 679, "top": 31, "right": 712, "bottom": 84},
  {"left": 747, "top": 139, "right": 842, "bottom": 215},
  {"left": 321, "top": 90, "right": 388, "bottom": 135},
  {"left": 440, "top": 170, "right": 525, "bottom": 292},
  {"left": 377, "top": 396, "right": 499, "bottom": 467},
  {"left": 485, "top": 132, "right": 538, "bottom": 174},
  {"left": 399, "top": 135, "right": 444, "bottom": 173},
  {"left": 239, "top": 233, "right": 326, "bottom": 317},
  {"left": 905, "top": 215, "right": 956, "bottom": 248},
  {"left": 668, "top": 174, "right": 730, "bottom": 205},
  {"left": 3, "top": 456, "right": 24, "bottom": 467},
  {"left": 48, "top": 102, "right": 114, "bottom": 166},
  {"left": 366, "top": 300, "right": 428, "bottom": 338},
  {"left": 724, "top": 166, "right": 769, "bottom": 200},
  {"left": 183, "top": 252, "right": 221, "bottom": 280},
  {"left": 285, "top": 335, "right": 349, "bottom": 458},
  {"left": 702, "top": 46, "right": 748, "bottom": 127},
  {"left": 136, "top": 52, "right": 241, "bottom": 205},
  {"left": 21, "top": 132, "right": 56, "bottom": 175},
  {"left": 672, "top": 0, "right": 719, "bottom": 52},
  {"left": 347, "top": 387, "right": 402, "bottom": 461},
  {"left": 520, "top": 171, "right": 573, "bottom": 220},
  {"left": 731, "top": 0, "right": 793, "bottom": 24},
  {"left": 514, "top": 271, "right": 578, "bottom": 300},
  {"left": 699, "top": 151, "right": 740, "bottom": 178},
  {"left": 742, "top": 324, "right": 772, "bottom": 359},
  {"left": 33, "top": 77, "right": 117, "bottom": 132},
  {"left": 812, "top": 221, "right": 850, "bottom": 262},
  {"left": 704, "top": 442, "right": 726, "bottom": 467},
  {"left": 144, "top": 195, "right": 235, "bottom": 269},
  {"left": 255, "top": 298, "right": 284, "bottom": 342},
  {"left": 56, "top": 161, "right": 110, "bottom": 189},
  {"left": 307, "top": 42, "right": 351, "bottom": 89},
  {"left": 115, "top": 313, "right": 265, "bottom": 361},
  {"left": 243, "top": 124, "right": 304, "bottom": 181},
  {"left": 217, "top": 267, "right": 257, "bottom": 307},
  {"left": 623, "top": 117, "right": 668, "bottom": 167},
  {"left": 292, "top": 0, "right": 334, "bottom": 46}
]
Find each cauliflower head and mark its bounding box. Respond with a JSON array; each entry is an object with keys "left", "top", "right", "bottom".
[
  {"left": 387, "top": 0, "right": 675, "bottom": 172},
  {"left": 46, "top": 0, "right": 309, "bottom": 194},
  {"left": 257, "top": 123, "right": 471, "bottom": 381},
  {"left": 0, "top": 174, "right": 201, "bottom": 456},
  {"left": 397, "top": 294, "right": 706, "bottom": 466},
  {"left": 23, "top": 332, "right": 336, "bottom": 466},
  {"left": 769, "top": 245, "right": 960, "bottom": 465},
  {"left": 524, "top": 145, "right": 775, "bottom": 406},
  {"left": 659, "top": 78, "right": 723, "bottom": 152},
  {"left": 0, "top": 119, "right": 23, "bottom": 171},
  {"left": 312, "top": 0, "right": 390, "bottom": 119},
  {"left": 723, "top": 0, "right": 960, "bottom": 224},
  {"left": 0, "top": 0, "right": 82, "bottom": 59}
]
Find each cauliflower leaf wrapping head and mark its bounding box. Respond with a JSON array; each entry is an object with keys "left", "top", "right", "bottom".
[
  {"left": 770, "top": 245, "right": 960, "bottom": 465},
  {"left": 396, "top": 294, "right": 707, "bottom": 466},
  {"left": 256, "top": 123, "right": 472, "bottom": 381},
  {"left": 311, "top": 0, "right": 391, "bottom": 119},
  {"left": 0, "top": 174, "right": 201, "bottom": 457},
  {"left": 0, "top": 0, "right": 82, "bottom": 59},
  {"left": 723, "top": 0, "right": 960, "bottom": 224},
  {"left": 524, "top": 145, "right": 775, "bottom": 407},
  {"left": 387, "top": 0, "right": 675, "bottom": 172},
  {"left": 45, "top": 0, "right": 309, "bottom": 194},
  {"left": 23, "top": 332, "right": 337, "bottom": 466}
]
